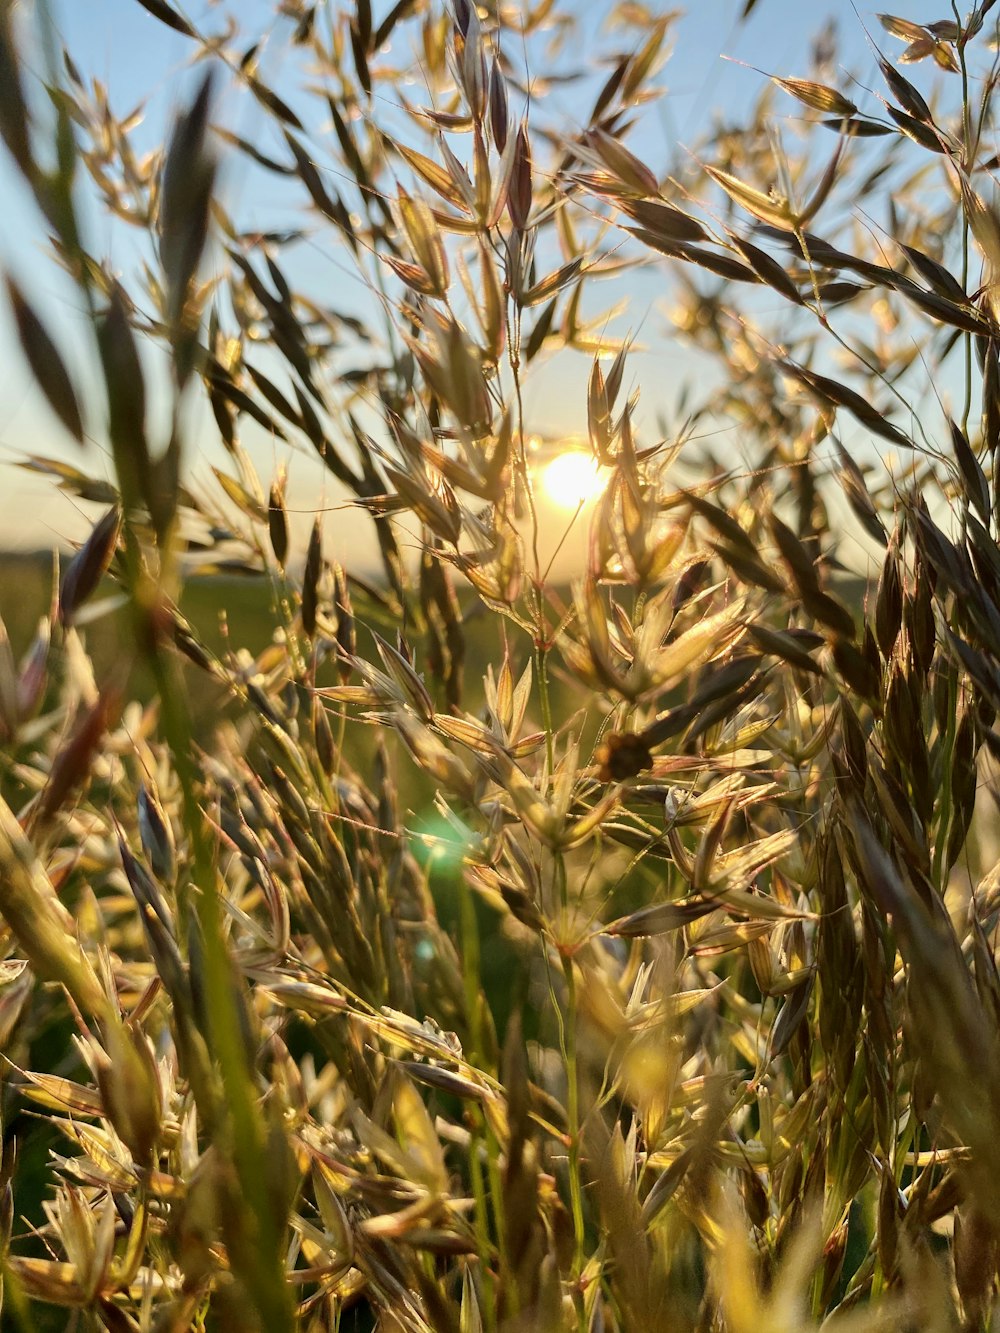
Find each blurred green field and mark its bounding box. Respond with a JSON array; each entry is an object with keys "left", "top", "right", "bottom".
[{"left": 0, "top": 551, "right": 278, "bottom": 697}]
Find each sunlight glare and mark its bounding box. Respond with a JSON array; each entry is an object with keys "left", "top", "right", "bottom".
[{"left": 540, "top": 451, "right": 605, "bottom": 511}]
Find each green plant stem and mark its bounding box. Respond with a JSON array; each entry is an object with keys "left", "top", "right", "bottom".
[
  {"left": 135, "top": 576, "right": 295, "bottom": 1332},
  {"left": 955, "top": 0, "right": 974, "bottom": 435},
  {"left": 485, "top": 1118, "right": 510, "bottom": 1320},
  {"left": 507, "top": 284, "right": 556, "bottom": 785},
  {"left": 461, "top": 871, "right": 483, "bottom": 1062},
  {"left": 459, "top": 811, "right": 499, "bottom": 1328},
  {"left": 560, "top": 951, "right": 587, "bottom": 1306},
  {"left": 932, "top": 659, "right": 960, "bottom": 890},
  {"left": 467, "top": 1121, "right": 497, "bottom": 1333},
  {"left": 535, "top": 632, "right": 556, "bottom": 778},
  {"left": 0, "top": 1262, "right": 32, "bottom": 1332}
]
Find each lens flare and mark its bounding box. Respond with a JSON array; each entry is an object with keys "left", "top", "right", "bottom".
[{"left": 540, "top": 451, "right": 605, "bottom": 510}]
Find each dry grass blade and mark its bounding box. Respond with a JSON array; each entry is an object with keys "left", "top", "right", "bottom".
[
  {"left": 705, "top": 164, "right": 796, "bottom": 229},
  {"left": 949, "top": 419, "right": 990, "bottom": 521},
  {"left": 0, "top": 793, "right": 111, "bottom": 1022},
  {"left": 5, "top": 277, "right": 85, "bottom": 443},
  {"left": 771, "top": 75, "right": 857, "bottom": 117},
  {"left": 780, "top": 358, "right": 912, "bottom": 448},
  {"left": 0, "top": 0, "right": 32, "bottom": 176},
  {"left": 877, "top": 52, "right": 933, "bottom": 123},
  {"left": 132, "top": 0, "right": 196, "bottom": 37},
  {"left": 834, "top": 440, "right": 888, "bottom": 547},
  {"left": 846, "top": 801, "right": 1000, "bottom": 1221},
  {"left": 158, "top": 72, "right": 216, "bottom": 334},
  {"left": 58, "top": 506, "right": 122, "bottom": 626}
]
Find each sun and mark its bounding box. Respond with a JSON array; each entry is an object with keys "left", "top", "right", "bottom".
[{"left": 540, "top": 451, "right": 606, "bottom": 511}]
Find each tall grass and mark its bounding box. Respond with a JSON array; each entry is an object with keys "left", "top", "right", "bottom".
[{"left": 2, "top": 0, "right": 1000, "bottom": 1328}]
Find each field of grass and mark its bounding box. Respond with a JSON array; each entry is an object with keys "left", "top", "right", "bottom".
[{"left": 5, "top": 2, "right": 1000, "bottom": 1331}]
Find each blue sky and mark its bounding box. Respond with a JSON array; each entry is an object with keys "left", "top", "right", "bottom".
[{"left": 0, "top": 1, "right": 971, "bottom": 564}]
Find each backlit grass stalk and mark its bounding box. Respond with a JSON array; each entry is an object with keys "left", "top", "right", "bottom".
[{"left": 89, "top": 69, "right": 295, "bottom": 1331}]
